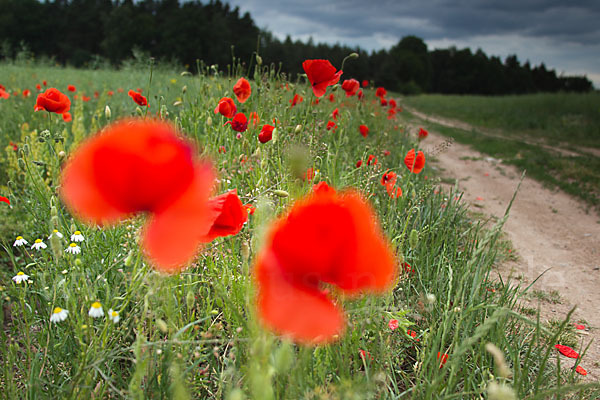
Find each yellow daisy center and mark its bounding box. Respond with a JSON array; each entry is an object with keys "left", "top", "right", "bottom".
[
  {"left": 17, "top": 271, "right": 24, "bottom": 276},
  {"left": 91, "top": 302, "right": 101, "bottom": 309},
  {"left": 53, "top": 229, "right": 58, "bottom": 233},
  {"left": 35, "top": 239, "right": 42, "bottom": 243},
  {"left": 74, "top": 231, "right": 81, "bottom": 235},
  {"left": 69, "top": 243, "right": 77, "bottom": 247},
  {"left": 111, "top": 311, "right": 119, "bottom": 317},
  {"left": 16, "top": 236, "right": 23, "bottom": 240},
  {"left": 53, "top": 307, "right": 62, "bottom": 314}
]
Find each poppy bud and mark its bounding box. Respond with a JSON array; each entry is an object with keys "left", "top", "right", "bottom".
[
  {"left": 124, "top": 250, "right": 135, "bottom": 267},
  {"left": 349, "top": 52, "right": 359, "bottom": 59},
  {"left": 256, "top": 54, "right": 263, "bottom": 65},
  {"left": 58, "top": 151, "right": 66, "bottom": 159},
  {"left": 173, "top": 101, "right": 183, "bottom": 107},
  {"left": 206, "top": 116, "right": 213, "bottom": 127},
  {"left": 273, "top": 190, "right": 289, "bottom": 198},
  {"left": 182, "top": 85, "right": 187, "bottom": 94},
  {"left": 22, "top": 143, "right": 30, "bottom": 155},
  {"left": 17, "top": 158, "right": 26, "bottom": 171},
  {"left": 409, "top": 229, "right": 418, "bottom": 249},
  {"left": 272, "top": 128, "right": 278, "bottom": 143},
  {"left": 241, "top": 241, "right": 250, "bottom": 262},
  {"left": 105, "top": 105, "right": 111, "bottom": 120},
  {"left": 294, "top": 124, "right": 302, "bottom": 134},
  {"left": 273, "top": 342, "right": 294, "bottom": 372},
  {"left": 180, "top": 71, "right": 192, "bottom": 77},
  {"left": 186, "top": 290, "right": 195, "bottom": 309},
  {"left": 75, "top": 258, "right": 82, "bottom": 266},
  {"left": 51, "top": 205, "right": 58, "bottom": 218},
  {"left": 261, "top": 158, "right": 267, "bottom": 169},
  {"left": 135, "top": 107, "right": 143, "bottom": 116}
]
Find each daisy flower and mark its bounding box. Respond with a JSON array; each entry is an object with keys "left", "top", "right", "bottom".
[
  {"left": 65, "top": 243, "right": 81, "bottom": 254},
  {"left": 108, "top": 309, "right": 120, "bottom": 324},
  {"left": 88, "top": 301, "right": 104, "bottom": 318},
  {"left": 13, "top": 236, "right": 28, "bottom": 247},
  {"left": 70, "top": 231, "right": 84, "bottom": 242},
  {"left": 50, "top": 307, "right": 69, "bottom": 323},
  {"left": 12, "top": 271, "right": 30, "bottom": 284},
  {"left": 31, "top": 239, "right": 47, "bottom": 250},
  {"left": 48, "top": 229, "right": 64, "bottom": 239}
]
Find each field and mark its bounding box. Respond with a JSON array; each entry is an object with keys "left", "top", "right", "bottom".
[
  {"left": 0, "top": 59, "right": 598, "bottom": 398},
  {"left": 403, "top": 93, "right": 600, "bottom": 211}
]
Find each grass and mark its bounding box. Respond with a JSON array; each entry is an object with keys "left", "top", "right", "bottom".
[{"left": 0, "top": 59, "right": 599, "bottom": 398}]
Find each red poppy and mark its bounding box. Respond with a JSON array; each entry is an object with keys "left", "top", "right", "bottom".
[
  {"left": 128, "top": 90, "right": 148, "bottom": 107},
  {"left": 404, "top": 149, "right": 426, "bottom": 174},
  {"left": 225, "top": 112, "right": 248, "bottom": 132},
  {"left": 326, "top": 121, "right": 337, "bottom": 131},
  {"left": 381, "top": 170, "right": 397, "bottom": 186},
  {"left": 258, "top": 124, "right": 275, "bottom": 143},
  {"left": 359, "top": 349, "right": 374, "bottom": 361},
  {"left": 62, "top": 112, "right": 72, "bottom": 123},
  {"left": 214, "top": 97, "right": 237, "bottom": 118},
  {"left": 574, "top": 324, "right": 586, "bottom": 330},
  {"left": 437, "top": 352, "right": 449, "bottom": 368},
  {"left": 418, "top": 127, "right": 428, "bottom": 139},
  {"left": 402, "top": 262, "right": 414, "bottom": 275},
  {"left": 59, "top": 119, "right": 215, "bottom": 273},
  {"left": 332, "top": 108, "right": 339, "bottom": 120},
  {"left": 82, "top": 95, "right": 91, "bottom": 102},
  {"left": 42, "top": 80, "right": 47, "bottom": 86},
  {"left": 218, "top": 146, "right": 226, "bottom": 153},
  {"left": 254, "top": 184, "right": 396, "bottom": 344},
  {"left": 249, "top": 111, "right": 260, "bottom": 127},
  {"left": 341, "top": 79, "right": 360, "bottom": 97},
  {"left": 34, "top": 88, "right": 71, "bottom": 115},
  {"left": 312, "top": 181, "right": 335, "bottom": 195},
  {"left": 289, "top": 94, "right": 303, "bottom": 107},
  {"left": 386, "top": 184, "right": 402, "bottom": 199},
  {"left": 302, "top": 59, "right": 343, "bottom": 98},
  {"left": 67, "top": 85, "right": 76, "bottom": 92},
  {"left": 0, "top": 196, "right": 9, "bottom": 205},
  {"left": 328, "top": 93, "right": 335, "bottom": 102},
  {"left": 388, "top": 319, "right": 399, "bottom": 331},
  {"left": 356, "top": 160, "right": 363, "bottom": 168},
  {"left": 375, "top": 87, "right": 387, "bottom": 98},
  {"left": 383, "top": 150, "right": 391, "bottom": 157},
  {"left": 94, "top": 91, "right": 99, "bottom": 98},
  {"left": 199, "top": 190, "right": 247, "bottom": 243},
  {"left": 367, "top": 154, "right": 377, "bottom": 166},
  {"left": 575, "top": 365, "right": 587, "bottom": 376},
  {"left": 555, "top": 344, "right": 579, "bottom": 359},
  {"left": 388, "top": 99, "right": 397, "bottom": 109},
  {"left": 380, "top": 98, "right": 388, "bottom": 106},
  {"left": 357, "top": 90, "right": 364, "bottom": 100},
  {"left": 9, "top": 141, "right": 18, "bottom": 151},
  {"left": 0, "top": 88, "right": 9, "bottom": 99},
  {"left": 387, "top": 108, "right": 397, "bottom": 119},
  {"left": 36, "top": 84, "right": 41, "bottom": 91},
  {"left": 362, "top": 80, "right": 369, "bottom": 87},
  {"left": 117, "top": 88, "right": 124, "bottom": 93},
  {"left": 136, "top": 88, "right": 143, "bottom": 93},
  {"left": 359, "top": 125, "right": 369, "bottom": 138},
  {"left": 244, "top": 204, "right": 256, "bottom": 215},
  {"left": 233, "top": 77, "right": 251, "bottom": 103},
  {"left": 302, "top": 167, "right": 315, "bottom": 182},
  {"left": 22, "top": 89, "right": 31, "bottom": 97},
  {"left": 107, "top": 90, "right": 114, "bottom": 97}
]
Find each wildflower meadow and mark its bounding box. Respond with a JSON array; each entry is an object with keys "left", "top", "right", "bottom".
[{"left": 0, "top": 55, "right": 598, "bottom": 399}]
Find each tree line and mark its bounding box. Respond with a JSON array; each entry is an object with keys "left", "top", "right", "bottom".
[{"left": 0, "top": 0, "right": 593, "bottom": 94}]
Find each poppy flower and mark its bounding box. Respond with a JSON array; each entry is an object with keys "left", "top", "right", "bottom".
[
  {"left": 214, "top": 97, "right": 237, "bottom": 118},
  {"left": 357, "top": 90, "right": 364, "bottom": 100},
  {"left": 404, "top": 149, "right": 426, "bottom": 174},
  {"left": 359, "top": 125, "right": 369, "bottom": 138},
  {"left": 575, "top": 365, "right": 587, "bottom": 376},
  {"left": 312, "top": 181, "right": 335, "bottom": 195},
  {"left": 0, "top": 196, "right": 9, "bottom": 205},
  {"left": 383, "top": 150, "right": 391, "bottom": 157},
  {"left": 62, "top": 112, "right": 72, "bottom": 123},
  {"left": 555, "top": 344, "right": 579, "bottom": 359},
  {"left": 386, "top": 184, "right": 402, "bottom": 199},
  {"left": 249, "top": 111, "right": 260, "bottom": 127},
  {"left": 574, "top": 324, "right": 586, "bottom": 330},
  {"left": 225, "top": 112, "right": 248, "bottom": 132},
  {"left": 380, "top": 98, "right": 388, "bottom": 106},
  {"left": 36, "top": 84, "right": 41, "bottom": 91},
  {"left": 329, "top": 93, "right": 335, "bottom": 102},
  {"left": 388, "top": 99, "right": 397, "bottom": 109},
  {"left": 82, "top": 95, "right": 91, "bottom": 102},
  {"left": 302, "top": 167, "right": 315, "bottom": 182},
  {"left": 418, "top": 127, "right": 428, "bottom": 139},
  {"left": 107, "top": 90, "right": 114, "bottom": 96},
  {"left": 233, "top": 77, "right": 251, "bottom": 103},
  {"left": 388, "top": 319, "right": 399, "bottom": 331},
  {"left": 254, "top": 184, "right": 397, "bottom": 344},
  {"left": 387, "top": 109, "right": 397, "bottom": 119},
  {"left": 332, "top": 108, "right": 339, "bottom": 120},
  {"left": 244, "top": 204, "right": 256, "bottom": 215},
  {"left": 218, "top": 146, "right": 226, "bottom": 153},
  {"left": 9, "top": 141, "right": 17, "bottom": 151},
  {"left": 381, "top": 170, "right": 397, "bottom": 186},
  {"left": 367, "top": 155, "right": 377, "bottom": 166},
  {"left": 34, "top": 88, "right": 71, "bottom": 115},
  {"left": 22, "top": 89, "right": 31, "bottom": 98},
  {"left": 375, "top": 87, "right": 387, "bottom": 98},
  {"left": 341, "top": 79, "right": 359, "bottom": 97},
  {"left": 359, "top": 349, "right": 374, "bottom": 361},
  {"left": 199, "top": 190, "right": 247, "bottom": 243},
  {"left": 67, "top": 85, "right": 76, "bottom": 92},
  {"left": 302, "top": 59, "right": 343, "bottom": 98},
  {"left": 42, "top": 80, "right": 47, "bottom": 86},
  {"left": 356, "top": 160, "right": 362, "bottom": 168},
  {"left": 289, "top": 94, "right": 303, "bottom": 107},
  {"left": 258, "top": 124, "right": 275, "bottom": 143},
  {"left": 94, "top": 91, "right": 99, "bottom": 98},
  {"left": 0, "top": 88, "right": 9, "bottom": 99},
  {"left": 59, "top": 119, "right": 215, "bottom": 273},
  {"left": 128, "top": 90, "right": 148, "bottom": 107},
  {"left": 437, "top": 352, "right": 449, "bottom": 368},
  {"left": 362, "top": 80, "right": 369, "bottom": 88},
  {"left": 326, "top": 121, "right": 337, "bottom": 131}
]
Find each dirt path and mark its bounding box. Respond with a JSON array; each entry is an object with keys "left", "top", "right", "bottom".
[{"left": 414, "top": 116, "right": 600, "bottom": 380}]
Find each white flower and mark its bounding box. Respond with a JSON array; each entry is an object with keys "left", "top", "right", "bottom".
[
  {"left": 88, "top": 301, "right": 104, "bottom": 318},
  {"left": 108, "top": 308, "right": 120, "bottom": 324},
  {"left": 48, "top": 229, "right": 64, "bottom": 239},
  {"left": 50, "top": 307, "right": 68, "bottom": 323},
  {"left": 13, "top": 236, "right": 28, "bottom": 247},
  {"left": 70, "top": 231, "right": 84, "bottom": 242},
  {"left": 12, "top": 271, "right": 30, "bottom": 284},
  {"left": 65, "top": 243, "right": 81, "bottom": 254},
  {"left": 31, "top": 239, "right": 47, "bottom": 250}
]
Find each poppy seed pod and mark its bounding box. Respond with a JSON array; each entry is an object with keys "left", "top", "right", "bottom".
[
  {"left": 409, "top": 229, "right": 418, "bottom": 249},
  {"left": 273, "top": 190, "right": 289, "bottom": 198},
  {"left": 256, "top": 55, "right": 263, "bottom": 65},
  {"left": 186, "top": 290, "right": 195, "bottom": 309},
  {"left": 349, "top": 52, "right": 359, "bottom": 59},
  {"left": 206, "top": 116, "right": 213, "bottom": 127}
]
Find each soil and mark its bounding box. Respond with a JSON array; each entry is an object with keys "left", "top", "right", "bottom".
[{"left": 410, "top": 111, "right": 600, "bottom": 381}]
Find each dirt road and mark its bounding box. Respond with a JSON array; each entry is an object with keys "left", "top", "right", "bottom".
[{"left": 413, "top": 114, "right": 600, "bottom": 380}]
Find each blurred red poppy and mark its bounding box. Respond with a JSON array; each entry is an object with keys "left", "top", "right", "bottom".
[
  {"left": 418, "top": 127, "right": 428, "bottom": 139},
  {"left": 62, "top": 112, "right": 72, "bottom": 123},
  {"left": 82, "top": 95, "right": 91, "bottom": 102},
  {"left": 199, "top": 190, "right": 247, "bottom": 242},
  {"left": 0, "top": 88, "right": 9, "bottom": 99},
  {"left": 367, "top": 154, "right": 377, "bottom": 166},
  {"left": 341, "top": 79, "right": 360, "bottom": 96},
  {"left": 42, "top": 80, "right": 47, "bottom": 86},
  {"left": 383, "top": 150, "right": 391, "bottom": 156},
  {"left": 326, "top": 121, "right": 337, "bottom": 131},
  {"left": 303, "top": 167, "right": 315, "bottom": 181},
  {"left": 249, "top": 111, "right": 260, "bottom": 127},
  {"left": 258, "top": 124, "right": 275, "bottom": 143},
  {"left": 356, "top": 160, "right": 363, "bottom": 168},
  {"left": 67, "top": 85, "right": 76, "bottom": 92},
  {"left": 214, "top": 97, "right": 237, "bottom": 118},
  {"left": 388, "top": 319, "right": 399, "bottom": 331},
  {"left": 107, "top": 90, "right": 114, "bottom": 96},
  {"left": 437, "top": 352, "right": 449, "bottom": 368},
  {"left": 128, "top": 90, "right": 148, "bottom": 107},
  {"left": 404, "top": 149, "right": 426, "bottom": 174},
  {"left": 34, "top": 88, "right": 71, "bottom": 115},
  {"left": 225, "top": 112, "right": 248, "bottom": 132},
  {"left": 60, "top": 119, "right": 215, "bottom": 273},
  {"left": 254, "top": 184, "right": 396, "bottom": 344},
  {"left": 332, "top": 108, "right": 339, "bottom": 120},
  {"left": 362, "top": 80, "right": 369, "bottom": 87},
  {"left": 0, "top": 196, "right": 9, "bottom": 205},
  {"left": 22, "top": 89, "right": 31, "bottom": 97},
  {"left": 233, "top": 77, "right": 251, "bottom": 103},
  {"left": 36, "top": 84, "right": 41, "bottom": 91},
  {"left": 302, "top": 59, "right": 343, "bottom": 98},
  {"left": 359, "top": 124, "right": 369, "bottom": 138},
  {"left": 386, "top": 184, "right": 402, "bottom": 199},
  {"left": 381, "top": 170, "right": 397, "bottom": 186},
  {"left": 289, "top": 94, "right": 303, "bottom": 107},
  {"left": 357, "top": 90, "right": 364, "bottom": 100},
  {"left": 575, "top": 365, "right": 587, "bottom": 376},
  {"left": 359, "top": 349, "right": 374, "bottom": 361},
  {"left": 329, "top": 93, "right": 335, "bottom": 102},
  {"left": 555, "top": 344, "right": 579, "bottom": 359},
  {"left": 380, "top": 98, "right": 388, "bottom": 106},
  {"left": 375, "top": 87, "right": 387, "bottom": 98}
]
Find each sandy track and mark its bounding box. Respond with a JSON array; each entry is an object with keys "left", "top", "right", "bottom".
[{"left": 416, "top": 119, "right": 600, "bottom": 380}]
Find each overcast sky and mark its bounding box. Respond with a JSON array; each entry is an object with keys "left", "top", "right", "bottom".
[{"left": 222, "top": 0, "right": 600, "bottom": 87}]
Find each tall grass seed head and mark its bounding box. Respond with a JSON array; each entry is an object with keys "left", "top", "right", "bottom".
[{"left": 409, "top": 229, "right": 419, "bottom": 249}]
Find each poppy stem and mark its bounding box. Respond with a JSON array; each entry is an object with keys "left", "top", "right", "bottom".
[{"left": 144, "top": 57, "right": 155, "bottom": 119}]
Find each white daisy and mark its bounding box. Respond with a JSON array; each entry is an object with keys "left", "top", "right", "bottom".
[
  {"left": 70, "top": 231, "right": 84, "bottom": 242},
  {"left": 108, "top": 308, "right": 120, "bottom": 324},
  {"left": 13, "top": 236, "right": 28, "bottom": 247},
  {"left": 50, "top": 307, "right": 69, "bottom": 323},
  {"left": 12, "top": 271, "right": 30, "bottom": 284},
  {"left": 48, "top": 229, "right": 64, "bottom": 239},
  {"left": 31, "top": 239, "right": 47, "bottom": 250},
  {"left": 65, "top": 243, "right": 81, "bottom": 254},
  {"left": 88, "top": 301, "right": 104, "bottom": 318}
]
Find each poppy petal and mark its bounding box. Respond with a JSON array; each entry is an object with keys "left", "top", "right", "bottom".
[
  {"left": 199, "top": 189, "right": 248, "bottom": 242},
  {"left": 555, "top": 344, "right": 579, "bottom": 358}
]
